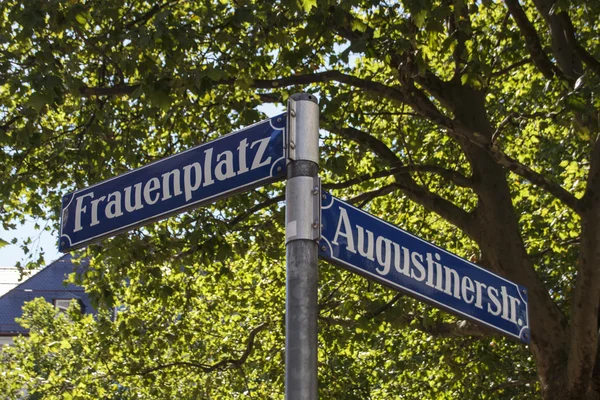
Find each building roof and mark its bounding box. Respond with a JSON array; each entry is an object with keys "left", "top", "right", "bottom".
[
  {"left": 0, "top": 267, "right": 41, "bottom": 297},
  {"left": 0, "top": 254, "right": 95, "bottom": 335}
]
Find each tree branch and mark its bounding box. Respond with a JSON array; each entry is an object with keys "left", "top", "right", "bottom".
[
  {"left": 123, "top": 322, "right": 268, "bottom": 376},
  {"left": 321, "top": 312, "right": 494, "bottom": 338},
  {"left": 558, "top": 13, "right": 600, "bottom": 77},
  {"left": 324, "top": 123, "right": 472, "bottom": 189},
  {"left": 324, "top": 122, "right": 477, "bottom": 234},
  {"left": 72, "top": 25, "right": 124, "bottom": 83},
  {"left": 448, "top": 0, "right": 472, "bottom": 84},
  {"left": 257, "top": 92, "right": 282, "bottom": 103},
  {"left": 395, "top": 165, "right": 473, "bottom": 188},
  {"left": 415, "top": 318, "right": 496, "bottom": 338},
  {"left": 323, "top": 169, "right": 399, "bottom": 190},
  {"left": 251, "top": 72, "right": 406, "bottom": 101},
  {"left": 486, "top": 143, "right": 582, "bottom": 213},
  {"left": 364, "top": 293, "right": 403, "bottom": 319},
  {"left": 592, "top": 334, "right": 600, "bottom": 396},
  {"left": 492, "top": 113, "right": 517, "bottom": 143},
  {"left": 448, "top": 121, "right": 582, "bottom": 213},
  {"left": 324, "top": 165, "right": 472, "bottom": 191},
  {"left": 397, "top": 179, "right": 477, "bottom": 236},
  {"left": 323, "top": 123, "right": 401, "bottom": 165},
  {"left": 79, "top": 70, "right": 464, "bottom": 138},
  {"left": 79, "top": 70, "right": 409, "bottom": 103},
  {"left": 531, "top": 0, "right": 583, "bottom": 79},
  {"left": 79, "top": 84, "right": 137, "bottom": 97},
  {"left": 348, "top": 183, "right": 399, "bottom": 208},
  {"left": 567, "top": 136, "right": 600, "bottom": 395},
  {"left": 491, "top": 58, "right": 532, "bottom": 78},
  {"left": 582, "top": 136, "right": 600, "bottom": 212},
  {"left": 332, "top": 8, "right": 458, "bottom": 111},
  {"left": 568, "top": 215, "right": 600, "bottom": 397},
  {"left": 124, "top": 1, "right": 179, "bottom": 30},
  {"left": 79, "top": 71, "right": 575, "bottom": 220},
  {"left": 528, "top": 237, "right": 580, "bottom": 259},
  {"left": 227, "top": 194, "right": 284, "bottom": 228},
  {"left": 488, "top": 377, "right": 538, "bottom": 392},
  {"left": 503, "top": 0, "right": 561, "bottom": 80},
  {"left": 326, "top": 11, "right": 580, "bottom": 216},
  {"left": 0, "top": 114, "right": 22, "bottom": 133}
]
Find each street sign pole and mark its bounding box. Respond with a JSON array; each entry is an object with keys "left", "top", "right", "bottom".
[{"left": 285, "top": 93, "right": 320, "bottom": 400}]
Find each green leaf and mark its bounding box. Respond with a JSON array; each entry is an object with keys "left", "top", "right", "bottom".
[
  {"left": 0, "top": 1, "right": 594, "bottom": 398},
  {"left": 298, "top": 0, "right": 317, "bottom": 13},
  {"left": 0, "top": 238, "right": 8, "bottom": 249},
  {"left": 205, "top": 66, "right": 225, "bottom": 81},
  {"left": 25, "top": 92, "right": 51, "bottom": 113},
  {"left": 148, "top": 89, "right": 172, "bottom": 111},
  {"left": 75, "top": 13, "right": 87, "bottom": 25},
  {"left": 351, "top": 19, "right": 368, "bottom": 33},
  {"left": 414, "top": 9, "right": 428, "bottom": 28}
]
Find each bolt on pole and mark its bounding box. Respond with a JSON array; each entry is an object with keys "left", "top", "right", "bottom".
[{"left": 285, "top": 93, "right": 320, "bottom": 400}]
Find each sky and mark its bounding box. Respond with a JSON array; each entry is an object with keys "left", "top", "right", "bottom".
[
  {"left": 0, "top": 103, "right": 285, "bottom": 269},
  {"left": 0, "top": 219, "right": 61, "bottom": 268}
]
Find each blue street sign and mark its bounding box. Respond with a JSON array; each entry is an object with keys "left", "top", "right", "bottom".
[
  {"left": 319, "top": 193, "right": 530, "bottom": 343},
  {"left": 59, "top": 114, "right": 286, "bottom": 252}
]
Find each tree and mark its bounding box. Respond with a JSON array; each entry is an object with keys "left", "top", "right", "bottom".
[{"left": 1, "top": 0, "right": 599, "bottom": 398}]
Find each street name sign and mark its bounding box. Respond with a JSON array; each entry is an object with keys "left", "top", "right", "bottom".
[
  {"left": 59, "top": 114, "right": 286, "bottom": 252},
  {"left": 319, "top": 192, "right": 530, "bottom": 343}
]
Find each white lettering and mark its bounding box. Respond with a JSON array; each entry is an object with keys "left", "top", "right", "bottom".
[
  {"left": 357, "top": 226, "right": 375, "bottom": 261},
  {"left": 237, "top": 138, "right": 249, "bottom": 174},
  {"left": 73, "top": 192, "right": 94, "bottom": 233},
  {"left": 90, "top": 196, "right": 106, "bottom": 227},
  {"left": 215, "top": 150, "right": 236, "bottom": 181},
  {"left": 443, "top": 266, "right": 461, "bottom": 299},
  {"left": 411, "top": 251, "right": 425, "bottom": 281},
  {"left": 203, "top": 148, "right": 215, "bottom": 187},
  {"left": 183, "top": 162, "right": 202, "bottom": 201},
  {"left": 332, "top": 207, "right": 356, "bottom": 254},
  {"left": 426, "top": 252, "right": 436, "bottom": 288},
  {"left": 143, "top": 178, "right": 160, "bottom": 205},
  {"left": 501, "top": 286, "right": 510, "bottom": 321},
  {"left": 250, "top": 137, "right": 271, "bottom": 169},
  {"left": 487, "top": 286, "right": 502, "bottom": 315},
  {"left": 124, "top": 183, "right": 143, "bottom": 212},
  {"left": 394, "top": 244, "right": 410, "bottom": 276},
  {"left": 474, "top": 281, "right": 487, "bottom": 310},
  {"left": 161, "top": 169, "right": 182, "bottom": 200},
  {"left": 105, "top": 192, "right": 123, "bottom": 219},
  {"left": 375, "top": 236, "right": 392, "bottom": 275},
  {"left": 461, "top": 276, "right": 475, "bottom": 304},
  {"left": 323, "top": 204, "right": 524, "bottom": 328},
  {"left": 509, "top": 295, "right": 521, "bottom": 324}
]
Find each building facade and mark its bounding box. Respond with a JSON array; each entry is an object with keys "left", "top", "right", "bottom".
[{"left": 0, "top": 254, "right": 95, "bottom": 346}]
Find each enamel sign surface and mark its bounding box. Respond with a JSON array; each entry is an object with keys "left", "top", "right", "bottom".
[
  {"left": 319, "top": 192, "right": 530, "bottom": 343},
  {"left": 59, "top": 114, "right": 286, "bottom": 252}
]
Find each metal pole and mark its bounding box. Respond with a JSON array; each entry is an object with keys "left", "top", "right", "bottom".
[{"left": 285, "top": 93, "right": 320, "bottom": 400}]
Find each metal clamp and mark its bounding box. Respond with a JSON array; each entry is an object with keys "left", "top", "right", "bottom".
[
  {"left": 285, "top": 175, "right": 321, "bottom": 243},
  {"left": 286, "top": 95, "right": 319, "bottom": 164},
  {"left": 286, "top": 98, "right": 297, "bottom": 161}
]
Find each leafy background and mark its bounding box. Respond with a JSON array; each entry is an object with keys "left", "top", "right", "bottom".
[{"left": 1, "top": 0, "right": 599, "bottom": 398}]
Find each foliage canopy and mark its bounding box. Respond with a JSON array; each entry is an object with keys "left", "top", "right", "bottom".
[{"left": 1, "top": 0, "right": 600, "bottom": 399}]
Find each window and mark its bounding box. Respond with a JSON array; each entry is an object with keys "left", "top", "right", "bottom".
[{"left": 53, "top": 299, "right": 80, "bottom": 313}]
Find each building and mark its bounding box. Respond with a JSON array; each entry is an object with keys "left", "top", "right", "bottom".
[
  {"left": 0, "top": 266, "right": 33, "bottom": 298},
  {"left": 0, "top": 254, "right": 95, "bottom": 346}
]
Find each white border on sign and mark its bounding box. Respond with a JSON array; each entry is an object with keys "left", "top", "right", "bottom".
[{"left": 320, "top": 194, "right": 530, "bottom": 342}]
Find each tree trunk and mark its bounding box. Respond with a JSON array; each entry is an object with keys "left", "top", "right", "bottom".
[{"left": 453, "top": 87, "right": 572, "bottom": 399}]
